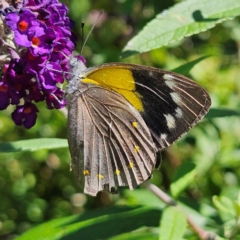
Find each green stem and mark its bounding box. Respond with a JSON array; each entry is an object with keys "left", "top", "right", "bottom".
[{"left": 143, "top": 182, "right": 216, "bottom": 240}]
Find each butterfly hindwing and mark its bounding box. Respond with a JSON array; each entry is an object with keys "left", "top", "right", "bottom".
[{"left": 68, "top": 83, "right": 156, "bottom": 196}]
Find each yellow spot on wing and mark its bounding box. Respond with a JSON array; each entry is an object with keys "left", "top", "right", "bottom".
[
  {"left": 97, "top": 174, "right": 104, "bottom": 179},
  {"left": 88, "top": 68, "right": 135, "bottom": 89},
  {"left": 83, "top": 67, "right": 144, "bottom": 111},
  {"left": 82, "top": 78, "right": 100, "bottom": 85},
  {"left": 132, "top": 121, "right": 138, "bottom": 128},
  {"left": 115, "top": 89, "right": 143, "bottom": 111},
  {"left": 83, "top": 170, "right": 90, "bottom": 175},
  {"left": 128, "top": 162, "right": 134, "bottom": 169},
  {"left": 134, "top": 145, "right": 140, "bottom": 153},
  {"left": 115, "top": 169, "right": 121, "bottom": 175}
]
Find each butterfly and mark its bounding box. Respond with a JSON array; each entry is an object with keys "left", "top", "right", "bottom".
[{"left": 66, "top": 56, "right": 211, "bottom": 196}]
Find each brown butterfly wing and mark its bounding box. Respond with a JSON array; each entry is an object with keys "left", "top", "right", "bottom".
[{"left": 68, "top": 83, "right": 157, "bottom": 196}]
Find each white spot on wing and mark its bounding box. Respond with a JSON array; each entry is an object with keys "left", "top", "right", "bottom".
[
  {"left": 170, "top": 92, "right": 182, "bottom": 105},
  {"left": 165, "top": 80, "right": 175, "bottom": 89},
  {"left": 161, "top": 133, "right": 167, "bottom": 139},
  {"left": 160, "top": 133, "right": 170, "bottom": 146},
  {"left": 164, "top": 74, "right": 175, "bottom": 89},
  {"left": 149, "top": 72, "right": 154, "bottom": 77},
  {"left": 175, "top": 108, "right": 183, "bottom": 118},
  {"left": 163, "top": 74, "right": 174, "bottom": 81},
  {"left": 164, "top": 114, "right": 176, "bottom": 129}
]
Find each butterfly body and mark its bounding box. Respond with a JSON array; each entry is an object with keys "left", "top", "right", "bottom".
[{"left": 67, "top": 57, "right": 211, "bottom": 196}]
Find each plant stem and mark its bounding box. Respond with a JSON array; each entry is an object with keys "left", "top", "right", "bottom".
[{"left": 143, "top": 182, "right": 217, "bottom": 240}]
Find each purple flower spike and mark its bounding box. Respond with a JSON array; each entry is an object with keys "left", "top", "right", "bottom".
[
  {"left": 1, "top": 0, "right": 77, "bottom": 128},
  {"left": 12, "top": 102, "right": 39, "bottom": 128}
]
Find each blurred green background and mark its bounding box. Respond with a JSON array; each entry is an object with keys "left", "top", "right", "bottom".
[{"left": 1, "top": 0, "right": 240, "bottom": 239}]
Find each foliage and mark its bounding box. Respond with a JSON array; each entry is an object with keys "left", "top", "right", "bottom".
[{"left": 1, "top": 0, "right": 240, "bottom": 239}]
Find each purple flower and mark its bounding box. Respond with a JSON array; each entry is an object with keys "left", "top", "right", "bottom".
[
  {"left": 24, "top": 51, "right": 49, "bottom": 75},
  {"left": 0, "top": 82, "right": 10, "bottom": 110},
  {"left": 0, "top": 82, "right": 22, "bottom": 108},
  {"left": 29, "top": 24, "right": 56, "bottom": 55},
  {"left": 46, "top": 88, "right": 66, "bottom": 109},
  {"left": 5, "top": 58, "right": 33, "bottom": 87},
  {"left": 12, "top": 102, "right": 39, "bottom": 128},
  {"left": 24, "top": 0, "right": 51, "bottom": 10},
  {"left": 42, "top": 3, "right": 68, "bottom": 27},
  {"left": 6, "top": 10, "right": 57, "bottom": 55},
  {"left": 76, "top": 55, "right": 87, "bottom": 66},
  {"left": 6, "top": 9, "right": 37, "bottom": 47},
  {"left": 37, "top": 65, "right": 61, "bottom": 91},
  {"left": 1, "top": 0, "right": 77, "bottom": 128},
  {"left": 27, "top": 81, "right": 45, "bottom": 102}
]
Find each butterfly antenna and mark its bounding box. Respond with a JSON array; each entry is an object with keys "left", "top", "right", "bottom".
[
  {"left": 80, "top": 22, "right": 85, "bottom": 52},
  {"left": 80, "top": 10, "right": 104, "bottom": 55}
]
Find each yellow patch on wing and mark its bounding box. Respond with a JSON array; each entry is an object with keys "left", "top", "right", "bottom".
[
  {"left": 83, "top": 67, "right": 144, "bottom": 111},
  {"left": 81, "top": 78, "right": 100, "bottom": 86},
  {"left": 132, "top": 121, "right": 138, "bottom": 128},
  {"left": 83, "top": 170, "right": 90, "bottom": 175},
  {"left": 115, "top": 169, "right": 121, "bottom": 175},
  {"left": 114, "top": 88, "right": 143, "bottom": 111},
  {"left": 97, "top": 174, "right": 104, "bottom": 179},
  {"left": 128, "top": 162, "right": 134, "bottom": 169},
  {"left": 87, "top": 68, "right": 135, "bottom": 89},
  {"left": 134, "top": 145, "right": 140, "bottom": 153}
]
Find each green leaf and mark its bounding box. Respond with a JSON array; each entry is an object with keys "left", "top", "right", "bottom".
[
  {"left": 171, "top": 56, "right": 209, "bottom": 75},
  {"left": 205, "top": 108, "right": 240, "bottom": 118},
  {"left": 109, "top": 228, "right": 158, "bottom": 240},
  {"left": 0, "top": 138, "right": 68, "bottom": 152},
  {"left": 124, "top": 188, "right": 166, "bottom": 209},
  {"left": 122, "top": 0, "right": 240, "bottom": 57},
  {"left": 234, "top": 192, "right": 240, "bottom": 217},
  {"left": 15, "top": 206, "right": 161, "bottom": 240},
  {"left": 170, "top": 162, "right": 196, "bottom": 198},
  {"left": 234, "top": 201, "right": 240, "bottom": 218},
  {"left": 159, "top": 207, "right": 187, "bottom": 240},
  {"left": 212, "top": 196, "right": 236, "bottom": 221}
]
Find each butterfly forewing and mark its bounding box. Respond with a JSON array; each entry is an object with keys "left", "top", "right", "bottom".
[
  {"left": 82, "top": 63, "right": 211, "bottom": 150},
  {"left": 68, "top": 83, "right": 156, "bottom": 196},
  {"left": 129, "top": 66, "right": 211, "bottom": 149}
]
